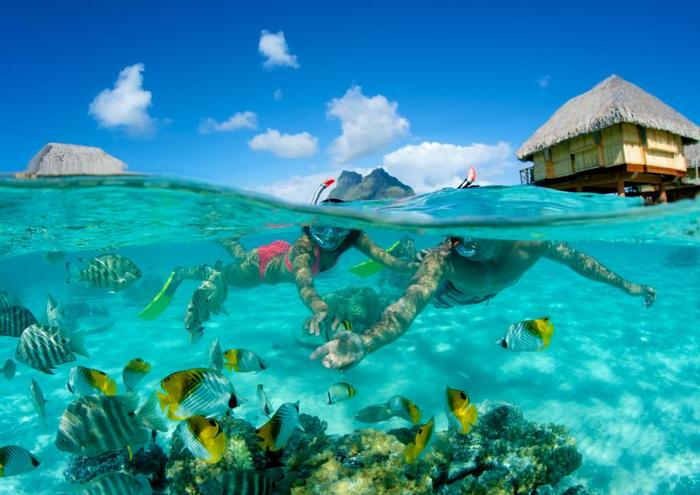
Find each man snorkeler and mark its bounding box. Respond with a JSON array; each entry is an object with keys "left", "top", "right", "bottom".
[
  {"left": 140, "top": 179, "right": 415, "bottom": 340},
  {"left": 310, "top": 173, "right": 657, "bottom": 370}
]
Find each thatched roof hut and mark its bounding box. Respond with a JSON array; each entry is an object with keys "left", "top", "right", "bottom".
[
  {"left": 517, "top": 75, "right": 700, "bottom": 201},
  {"left": 23, "top": 143, "right": 127, "bottom": 177}
]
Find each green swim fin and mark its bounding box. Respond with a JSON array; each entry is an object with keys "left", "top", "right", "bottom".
[
  {"left": 349, "top": 241, "right": 400, "bottom": 278},
  {"left": 138, "top": 272, "right": 180, "bottom": 320}
]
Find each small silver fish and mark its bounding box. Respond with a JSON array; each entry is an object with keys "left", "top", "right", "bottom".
[
  {"left": 208, "top": 338, "right": 223, "bottom": 371},
  {"left": 66, "top": 254, "right": 142, "bottom": 292},
  {"left": 74, "top": 472, "right": 152, "bottom": 495},
  {"left": 46, "top": 294, "right": 67, "bottom": 328},
  {"left": 0, "top": 305, "right": 38, "bottom": 337},
  {"left": 15, "top": 324, "right": 88, "bottom": 374},
  {"left": 257, "top": 384, "right": 273, "bottom": 416},
  {"left": 1, "top": 359, "right": 15, "bottom": 380},
  {"left": 0, "top": 445, "right": 40, "bottom": 477},
  {"left": 28, "top": 379, "right": 47, "bottom": 424},
  {"left": 327, "top": 382, "right": 357, "bottom": 405}
]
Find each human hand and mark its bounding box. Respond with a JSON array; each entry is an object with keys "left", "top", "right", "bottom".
[
  {"left": 309, "top": 331, "right": 367, "bottom": 371},
  {"left": 629, "top": 284, "right": 656, "bottom": 308},
  {"left": 305, "top": 310, "right": 341, "bottom": 336}
]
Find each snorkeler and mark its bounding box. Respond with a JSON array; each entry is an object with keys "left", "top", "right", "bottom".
[
  {"left": 140, "top": 179, "right": 415, "bottom": 341},
  {"left": 310, "top": 175, "right": 657, "bottom": 370}
]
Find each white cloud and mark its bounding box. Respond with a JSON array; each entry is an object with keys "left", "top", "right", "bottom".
[
  {"left": 327, "top": 85, "right": 409, "bottom": 163},
  {"left": 248, "top": 129, "right": 318, "bottom": 158},
  {"left": 89, "top": 63, "right": 156, "bottom": 135},
  {"left": 255, "top": 167, "right": 370, "bottom": 203},
  {"left": 198, "top": 111, "right": 258, "bottom": 134},
  {"left": 538, "top": 75, "right": 551, "bottom": 88},
  {"left": 259, "top": 31, "right": 299, "bottom": 69},
  {"left": 381, "top": 141, "right": 518, "bottom": 192},
  {"left": 273, "top": 89, "right": 283, "bottom": 101}
]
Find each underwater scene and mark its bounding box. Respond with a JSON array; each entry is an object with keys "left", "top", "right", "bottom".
[{"left": 0, "top": 177, "right": 699, "bottom": 495}]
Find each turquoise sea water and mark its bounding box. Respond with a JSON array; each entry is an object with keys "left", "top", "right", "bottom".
[{"left": 0, "top": 177, "right": 699, "bottom": 494}]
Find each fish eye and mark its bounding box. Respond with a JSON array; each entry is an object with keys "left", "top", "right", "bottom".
[
  {"left": 128, "top": 411, "right": 136, "bottom": 417},
  {"left": 228, "top": 395, "right": 238, "bottom": 408},
  {"left": 460, "top": 392, "right": 467, "bottom": 400},
  {"left": 208, "top": 419, "right": 217, "bottom": 427},
  {"left": 60, "top": 338, "right": 68, "bottom": 344},
  {"left": 418, "top": 428, "right": 423, "bottom": 434}
]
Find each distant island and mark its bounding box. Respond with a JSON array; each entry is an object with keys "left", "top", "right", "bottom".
[
  {"left": 18, "top": 142, "right": 128, "bottom": 177},
  {"left": 328, "top": 167, "right": 414, "bottom": 201}
]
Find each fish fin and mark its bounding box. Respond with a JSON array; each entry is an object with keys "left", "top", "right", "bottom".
[
  {"left": 189, "top": 327, "right": 204, "bottom": 344},
  {"left": 138, "top": 392, "right": 169, "bottom": 432},
  {"left": 495, "top": 338, "right": 507, "bottom": 349},
  {"left": 68, "top": 331, "right": 90, "bottom": 358},
  {"left": 256, "top": 421, "right": 276, "bottom": 451},
  {"left": 138, "top": 272, "right": 178, "bottom": 320},
  {"left": 65, "top": 262, "right": 81, "bottom": 283},
  {"left": 403, "top": 442, "right": 417, "bottom": 463},
  {"left": 127, "top": 445, "right": 133, "bottom": 461},
  {"left": 220, "top": 306, "right": 230, "bottom": 316},
  {"left": 355, "top": 405, "right": 394, "bottom": 423}
]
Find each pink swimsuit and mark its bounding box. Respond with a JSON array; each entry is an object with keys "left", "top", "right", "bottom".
[{"left": 257, "top": 240, "right": 321, "bottom": 282}]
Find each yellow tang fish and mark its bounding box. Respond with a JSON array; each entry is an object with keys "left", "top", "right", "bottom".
[
  {"left": 157, "top": 368, "right": 242, "bottom": 421},
  {"left": 180, "top": 415, "right": 227, "bottom": 464},
  {"left": 67, "top": 366, "right": 118, "bottom": 396},
  {"left": 256, "top": 402, "right": 300, "bottom": 452},
  {"left": 223, "top": 348, "right": 266, "bottom": 373},
  {"left": 445, "top": 386, "right": 478, "bottom": 434},
  {"left": 497, "top": 317, "right": 554, "bottom": 352},
  {"left": 403, "top": 416, "right": 435, "bottom": 463},
  {"left": 122, "top": 358, "right": 151, "bottom": 392}
]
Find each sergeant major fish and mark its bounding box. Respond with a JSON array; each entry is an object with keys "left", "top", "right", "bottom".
[
  {"left": 445, "top": 386, "right": 478, "bottom": 435},
  {"left": 199, "top": 470, "right": 279, "bottom": 495},
  {"left": 122, "top": 358, "right": 151, "bottom": 392},
  {"left": 0, "top": 445, "right": 40, "bottom": 477},
  {"left": 223, "top": 348, "right": 266, "bottom": 373},
  {"left": 73, "top": 471, "right": 152, "bottom": 495},
  {"left": 56, "top": 393, "right": 167, "bottom": 457},
  {"left": 66, "top": 254, "right": 142, "bottom": 292},
  {"left": 355, "top": 395, "right": 421, "bottom": 425},
  {"left": 0, "top": 305, "right": 38, "bottom": 337},
  {"left": 497, "top": 317, "right": 554, "bottom": 352},
  {"left": 256, "top": 402, "right": 301, "bottom": 452},
  {"left": 157, "top": 368, "right": 243, "bottom": 421},
  {"left": 0, "top": 291, "right": 16, "bottom": 312},
  {"left": 67, "top": 366, "right": 118, "bottom": 396},
  {"left": 179, "top": 415, "right": 227, "bottom": 464},
  {"left": 403, "top": 416, "right": 435, "bottom": 463},
  {"left": 15, "top": 324, "right": 88, "bottom": 374}
]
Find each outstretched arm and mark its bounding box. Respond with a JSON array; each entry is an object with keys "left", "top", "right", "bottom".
[
  {"left": 543, "top": 242, "right": 656, "bottom": 307},
  {"left": 310, "top": 240, "right": 452, "bottom": 369},
  {"left": 354, "top": 233, "right": 417, "bottom": 273},
  {"left": 291, "top": 234, "right": 332, "bottom": 330}
]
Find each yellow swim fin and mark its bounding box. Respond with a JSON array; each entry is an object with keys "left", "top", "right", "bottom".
[
  {"left": 349, "top": 241, "right": 400, "bottom": 278},
  {"left": 138, "top": 272, "right": 180, "bottom": 320}
]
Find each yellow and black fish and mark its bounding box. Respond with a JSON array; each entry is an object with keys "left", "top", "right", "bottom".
[
  {"left": 122, "top": 358, "right": 151, "bottom": 392},
  {"left": 67, "top": 365, "right": 118, "bottom": 396},
  {"left": 66, "top": 254, "right": 142, "bottom": 292},
  {"left": 327, "top": 382, "right": 356, "bottom": 405},
  {"left": 256, "top": 402, "right": 301, "bottom": 452},
  {"left": 497, "top": 317, "right": 554, "bottom": 352},
  {"left": 157, "top": 368, "right": 243, "bottom": 420},
  {"left": 0, "top": 445, "right": 40, "bottom": 478},
  {"left": 223, "top": 348, "right": 266, "bottom": 373},
  {"left": 403, "top": 416, "right": 435, "bottom": 463},
  {"left": 355, "top": 395, "right": 421, "bottom": 424},
  {"left": 180, "top": 415, "right": 227, "bottom": 464},
  {"left": 445, "top": 386, "right": 478, "bottom": 435}
]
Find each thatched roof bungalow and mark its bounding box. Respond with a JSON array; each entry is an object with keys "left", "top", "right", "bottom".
[{"left": 518, "top": 75, "right": 700, "bottom": 201}]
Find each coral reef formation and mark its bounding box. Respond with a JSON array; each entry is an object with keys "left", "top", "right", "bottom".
[{"left": 66, "top": 403, "right": 589, "bottom": 494}]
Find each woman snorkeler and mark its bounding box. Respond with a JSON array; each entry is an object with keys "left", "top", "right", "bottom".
[{"left": 140, "top": 179, "right": 416, "bottom": 341}]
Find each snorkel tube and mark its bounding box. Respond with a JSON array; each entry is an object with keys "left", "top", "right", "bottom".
[
  {"left": 311, "top": 178, "right": 336, "bottom": 205},
  {"left": 457, "top": 166, "right": 478, "bottom": 189}
]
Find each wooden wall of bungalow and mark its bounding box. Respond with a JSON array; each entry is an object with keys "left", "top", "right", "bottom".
[{"left": 532, "top": 123, "right": 687, "bottom": 183}]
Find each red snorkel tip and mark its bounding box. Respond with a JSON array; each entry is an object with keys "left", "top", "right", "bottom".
[{"left": 322, "top": 178, "right": 335, "bottom": 187}]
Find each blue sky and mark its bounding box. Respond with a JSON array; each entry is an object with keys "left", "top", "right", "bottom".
[{"left": 1, "top": 0, "right": 698, "bottom": 200}]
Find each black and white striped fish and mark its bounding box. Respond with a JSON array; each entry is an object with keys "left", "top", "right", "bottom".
[
  {"left": 56, "top": 393, "right": 168, "bottom": 457},
  {"left": 255, "top": 402, "right": 301, "bottom": 452},
  {"left": 15, "top": 324, "right": 88, "bottom": 374},
  {"left": 73, "top": 471, "right": 152, "bottom": 495},
  {"left": 0, "top": 445, "right": 40, "bottom": 478},
  {"left": 66, "top": 254, "right": 142, "bottom": 292},
  {"left": 0, "top": 305, "right": 38, "bottom": 337},
  {"left": 2, "top": 359, "right": 15, "bottom": 380},
  {"left": 199, "top": 470, "right": 277, "bottom": 495},
  {"left": 0, "top": 291, "right": 17, "bottom": 312}
]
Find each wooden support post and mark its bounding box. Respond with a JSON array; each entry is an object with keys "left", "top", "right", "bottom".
[
  {"left": 658, "top": 182, "right": 668, "bottom": 204},
  {"left": 616, "top": 176, "right": 625, "bottom": 196}
]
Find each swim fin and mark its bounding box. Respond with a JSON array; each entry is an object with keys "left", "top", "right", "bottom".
[
  {"left": 349, "top": 240, "right": 400, "bottom": 278},
  {"left": 138, "top": 272, "right": 180, "bottom": 320}
]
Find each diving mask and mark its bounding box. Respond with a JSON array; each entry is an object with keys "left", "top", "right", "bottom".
[
  {"left": 310, "top": 225, "right": 351, "bottom": 251},
  {"left": 451, "top": 237, "right": 478, "bottom": 259}
]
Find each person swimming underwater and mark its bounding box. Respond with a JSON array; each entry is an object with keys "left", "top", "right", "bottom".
[
  {"left": 140, "top": 179, "right": 415, "bottom": 340},
  {"left": 310, "top": 176, "right": 657, "bottom": 370}
]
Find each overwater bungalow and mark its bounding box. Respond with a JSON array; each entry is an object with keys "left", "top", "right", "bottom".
[{"left": 518, "top": 75, "right": 700, "bottom": 202}]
